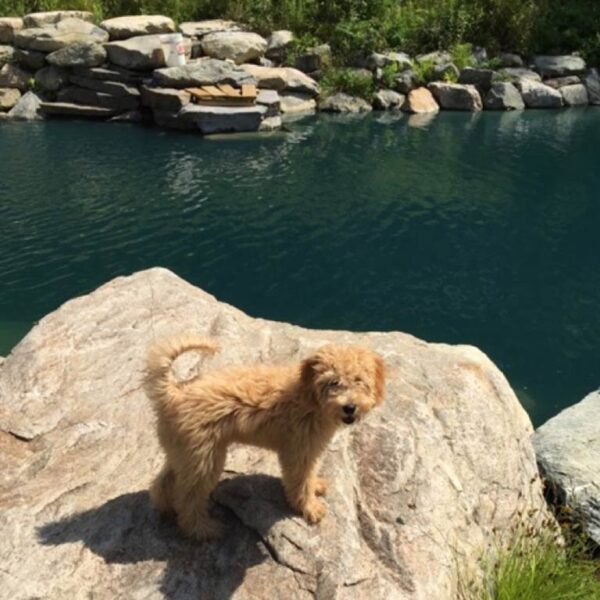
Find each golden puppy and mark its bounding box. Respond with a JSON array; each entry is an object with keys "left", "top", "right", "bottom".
[{"left": 144, "top": 334, "right": 385, "bottom": 540}]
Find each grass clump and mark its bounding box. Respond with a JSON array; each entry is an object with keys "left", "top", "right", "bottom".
[
  {"left": 412, "top": 57, "right": 436, "bottom": 85},
  {"left": 320, "top": 67, "right": 375, "bottom": 101}
]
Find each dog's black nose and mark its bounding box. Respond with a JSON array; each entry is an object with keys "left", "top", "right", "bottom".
[{"left": 343, "top": 404, "right": 356, "bottom": 415}]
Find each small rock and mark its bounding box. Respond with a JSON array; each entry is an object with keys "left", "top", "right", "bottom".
[
  {"left": 265, "top": 30, "right": 293, "bottom": 62},
  {"left": 0, "top": 45, "right": 14, "bottom": 66},
  {"left": 428, "top": 82, "right": 483, "bottom": 111},
  {"left": 279, "top": 92, "right": 316, "bottom": 114},
  {"left": 533, "top": 55, "right": 586, "bottom": 78},
  {"left": 543, "top": 75, "right": 581, "bottom": 89},
  {"left": 178, "top": 20, "right": 243, "bottom": 39},
  {"left": 319, "top": 92, "right": 372, "bottom": 113},
  {"left": 140, "top": 85, "right": 191, "bottom": 112},
  {"left": 35, "top": 65, "right": 69, "bottom": 92},
  {"left": 0, "top": 63, "right": 31, "bottom": 91},
  {"left": 100, "top": 15, "right": 175, "bottom": 41},
  {"left": 256, "top": 88, "right": 280, "bottom": 116},
  {"left": 200, "top": 31, "right": 267, "bottom": 64},
  {"left": 472, "top": 46, "right": 488, "bottom": 64},
  {"left": 373, "top": 89, "right": 405, "bottom": 110},
  {"left": 258, "top": 115, "right": 282, "bottom": 131},
  {"left": 386, "top": 52, "right": 412, "bottom": 72},
  {"left": 0, "top": 87, "right": 21, "bottom": 110},
  {"left": 433, "top": 62, "right": 459, "bottom": 81},
  {"left": 7, "top": 90, "right": 43, "bottom": 120},
  {"left": 153, "top": 58, "right": 256, "bottom": 89},
  {"left": 14, "top": 49, "right": 46, "bottom": 70},
  {"left": 458, "top": 67, "right": 497, "bottom": 90},
  {"left": 483, "top": 82, "right": 525, "bottom": 110},
  {"left": 498, "top": 52, "right": 524, "bottom": 68},
  {"left": 395, "top": 69, "right": 417, "bottom": 94},
  {"left": 284, "top": 67, "right": 320, "bottom": 96},
  {"left": 560, "top": 83, "right": 589, "bottom": 106},
  {"left": 401, "top": 87, "right": 439, "bottom": 113},
  {"left": 47, "top": 42, "right": 107, "bottom": 68},
  {"left": 516, "top": 79, "right": 563, "bottom": 108},
  {"left": 416, "top": 50, "right": 451, "bottom": 66},
  {"left": 295, "top": 44, "right": 331, "bottom": 74},
  {"left": 23, "top": 11, "right": 94, "bottom": 28},
  {"left": 109, "top": 110, "right": 143, "bottom": 122},
  {"left": 0, "top": 17, "right": 23, "bottom": 44},
  {"left": 583, "top": 69, "right": 600, "bottom": 105}
]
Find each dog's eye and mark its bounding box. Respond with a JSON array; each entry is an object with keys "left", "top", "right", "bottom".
[{"left": 326, "top": 379, "right": 341, "bottom": 389}]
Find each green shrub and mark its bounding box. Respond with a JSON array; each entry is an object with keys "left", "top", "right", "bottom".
[
  {"left": 320, "top": 67, "right": 375, "bottom": 100},
  {"left": 412, "top": 57, "right": 436, "bottom": 85},
  {"left": 330, "top": 19, "right": 387, "bottom": 64},
  {"left": 381, "top": 62, "right": 399, "bottom": 88},
  {"left": 450, "top": 42, "right": 474, "bottom": 70}
]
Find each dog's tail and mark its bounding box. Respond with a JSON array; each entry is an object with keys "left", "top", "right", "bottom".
[{"left": 144, "top": 333, "right": 219, "bottom": 408}]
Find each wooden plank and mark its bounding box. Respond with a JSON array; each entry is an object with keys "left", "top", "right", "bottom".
[
  {"left": 193, "top": 97, "right": 256, "bottom": 106},
  {"left": 201, "top": 85, "right": 227, "bottom": 97},
  {"left": 240, "top": 84, "right": 257, "bottom": 98},
  {"left": 185, "top": 87, "right": 214, "bottom": 98},
  {"left": 217, "top": 84, "right": 241, "bottom": 97}
]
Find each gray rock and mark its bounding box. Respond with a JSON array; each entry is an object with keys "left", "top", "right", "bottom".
[
  {"left": 57, "top": 86, "right": 140, "bottom": 110},
  {"left": 265, "top": 30, "right": 293, "bottom": 62},
  {"left": 200, "top": 31, "right": 267, "bottom": 64},
  {"left": 14, "top": 49, "right": 46, "bottom": 70},
  {"left": 543, "top": 75, "right": 581, "bottom": 89},
  {"left": 41, "top": 101, "right": 118, "bottom": 118},
  {"left": 533, "top": 390, "right": 600, "bottom": 545},
  {"left": 153, "top": 58, "right": 256, "bottom": 88},
  {"left": 319, "top": 92, "right": 372, "bottom": 113},
  {"left": 295, "top": 44, "right": 331, "bottom": 73},
  {"left": 583, "top": 69, "right": 600, "bottom": 105},
  {"left": 416, "top": 50, "right": 452, "bottom": 66},
  {"left": 35, "top": 65, "right": 69, "bottom": 91},
  {"left": 500, "top": 68, "right": 542, "bottom": 83},
  {"left": 0, "top": 17, "right": 23, "bottom": 44},
  {"left": 483, "top": 82, "right": 524, "bottom": 110},
  {"left": 0, "top": 268, "right": 551, "bottom": 600},
  {"left": 0, "top": 45, "right": 14, "bottom": 67},
  {"left": 69, "top": 75, "right": 140, "bottom": 98},
  {"left": 283, "top": 67, "right": 319, "bottom": 96},
  {"left": 47, "top": 42, "right": 107, "bottom": 68},
  {"left": 242, "top": 64, "right": 287, "bottom": 90},
  {"left": 256, "top": 88, "right": 280, "bottom": 116},
  {"left": 7, "top": 90, "right": 43, "bottom": 119},
  {"left": 533, "top": 55, "right": 586, "bottom": 78},
  {"left": 104, "top": 34, "right": 170, "bottom": 71},
  {"left": 140, "top": 85, "right": 191, "bottom": 111},
  {"left": 560, "top": 83, "right": 589, "bottom": 106},
  {"left": 0, "top": 63, "right": 31, "bottom": 91},
  {"left": 72, "top": 65, "right": 144, "bottom": 84},
  {"left": 258, "top": 115, "right": 282, "bottom": 131},
  {"left": 178, "top": 20, "right": 243, "bottom": 39},
  {"left": 516, "top": 79, "right": 563, "bottom": 108},
  {"left": 279, "top": 92, "right": 316, "bottom": 114},
  {"left": 472, "top": 46, "right": 488, "bottom": 64},
  {"left": 0, "top": 87, "right": 21, "bottom": 110},
  {"left": 498, "top": 52, "right": 524, "bottom": 68},
  {"left": 23, "top": 10, "right": 94, "bottom": 28},
  {"left": 458, "top": 67, "right": 497, "bottom": 90},
  {"left": 386, "top": 51, "right": 413, "bottom": 72},
  {"left": 109, "top": 109, "right": 143, "bottom": 122},
  {"left": 373, "top": 89, "right": 405, "bottom": 110},
  {"left": 428, "top": 82, "right": 483, "bottom": 111},
  {"left": 14, "top": 19, "right": 109, "bottom": 52},
  {"left": 100, "top": 15, "right": 175, "bottom": 41},
  {"left": 394, "top": 69, "right": 417, "bottom": 94},
  {"left": 433, "top": 62, "right": 459, "bottom": 81},
  {"left": 185, "top": 103, "right": 267, "bottom": 134}
]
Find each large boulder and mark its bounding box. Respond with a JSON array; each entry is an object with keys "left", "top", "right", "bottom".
[
  {"left": 500, "top": 68, "right": 541, "bottom": 84},
  {"left": 14, "top": 19, "right": 109, "bottom": 52},
  {"left": 533, "top": 55, "right": 586, "bottom": 78},
  {"left": 533, "top": 390, "right": 600, "bottom": 545},
  {"left": 46, "top": 42, "right": 107, "bottom": 68},
  {"left": 279, "top": 92, "right": 317, "bottom": 115},
  {"left": 428, "top": 82, "right": 483, "bottom": 111},
  {"left": 100, "top": 15, "right": 175, "bottom": 41},
  {"left": 560, "top": 83, "right": 589, "bottom": 106},
  {"left": 200, "top": 31, "right": 267, "bottom": 64},
  {"left": 178, "top": 103, "right": 267, "bottom": 134},
  {"left": 140, "top": 85, "right": 191, "bottom": 112},
  {"left": 0, "top": 87, "right": 21, "bottom": 110},
  {"left": 68, "top": 75, "right": 140, "bottom": 99},
  {"left": 104, "top": 34, "right": 183, "bottom": 71},
  {"left": 153, "top": 58, "right": 256, "bottom": 88},
  {"left": 294, "top": 44, "right": 331, "bottom": 74},
  {"left": 57, "top": 86, "right": 140, "bottom": 111},
  {"left": 319, "top": 92, "right": 372, "bottom": 113},
  {"left": 265, "top": 30, "right": 294, "bottom": 62},
  {"left": 0, "top": 63, "right": 31, "bottom": 92},
  {"left": 498, "top": 52, "right": 524, "bottom": 68},
  {"left": 0, "top": 45, "right": 14, "bottom": 66},
  {"left": 178, "top": 20, "right": 243, "bottom": 39},
  {"left": 0, "top": 17, "right": 23, "bottom": 44},
  {"left": 483, "top": 82, "right": 525, "bottom": 111},
  {"left": 7, "top": 89, "right": 43, "bottom": 120},
  {"left": 373, "top": 89, "right": 405, "bottom": 110},
  {"left": 34, "top": 65, "right": 69, "bottom": 92},
  {"left": 516, "top": 79, "right": 563, "bottom": 108},
  {"left": 583, "top": 69, "right": 600, "bottom": 105},
  {"left": 401, "top": 87, "right": 439, "bottom": 113},
  {"left": 543, "top": 75, "right": 581, "bottom": 89},
  {"left": 0, "top": 269, "right": 550, "bottom": 600},
  {"left": 14, "top": 48, "right": 46, "bottom": 70},
  {"left": 23, "top": 10, "right": 94, "bottom": 28},
  {"left": 458, "top": 67, "right": 497, "bottom": 90}
]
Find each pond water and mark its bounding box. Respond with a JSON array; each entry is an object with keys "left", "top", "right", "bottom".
[{"left": 1, "top": 110, "right": 599, "bottom": 426}]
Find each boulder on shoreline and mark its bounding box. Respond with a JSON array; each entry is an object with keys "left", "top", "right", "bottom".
[
  {"left": 516, "top": 79, "right": 563, "bottom": 108},
  {"left": 402, "top": 87, "right": 439, "bottom": 113},
  {"left": 0, "top": 268, "right": 551, "bottom": 599},
  {"left": 153, "top": 58, "right": 256, "bottom": 88},
  {"left": 560, "top": 83, "right": 589, "bottom": 106},
  {"left": 533, "top": 390, "right": 600, "bottom": 545},
  {"left": 428, "top": 82, "right": 483, "bottom": 111},
  {"left": 319, "top": 92, "right": 372, "bottom": 113},
  {"left": 483, "top": 82, "right": 525, "bottom": 111},
  {"left": 100, "top": 15, "right": 175, "bottom": 41}
]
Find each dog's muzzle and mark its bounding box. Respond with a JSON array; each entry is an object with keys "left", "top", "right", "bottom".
[{"left": 342, "top": 403, "right": 357, "bottom": 424}]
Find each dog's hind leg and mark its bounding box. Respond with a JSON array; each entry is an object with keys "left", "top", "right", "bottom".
[
  {"left": 150, "top": 461, "right": 176, "bottom": 516},
  {"left": 172, "top": 440, "right": 227, "bottom": 540}
]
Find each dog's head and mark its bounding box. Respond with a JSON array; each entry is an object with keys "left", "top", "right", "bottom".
[{"left": 301, "top": 344, "right": 386, "bottom": 425}]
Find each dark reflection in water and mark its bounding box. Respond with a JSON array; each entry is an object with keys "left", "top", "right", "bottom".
[{"left": 0, "top": 110, "right": 599, "bottom": 425}]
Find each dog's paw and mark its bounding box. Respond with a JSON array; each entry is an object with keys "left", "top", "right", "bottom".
[
  {"left": 302, "top": 499, "right": 327, "bottom": 524},
  {"left": 314, "top": 477, "right": 328, "bottom": 497}
]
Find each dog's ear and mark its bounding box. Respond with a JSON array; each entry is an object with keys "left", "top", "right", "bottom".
[
  {"left": 301, "top": 355, "right": 320, "bottom": 388},
  {"left": 373, "top": 354, "right": 386, "bottom": 405}
]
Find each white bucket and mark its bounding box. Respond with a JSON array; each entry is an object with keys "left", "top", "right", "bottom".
[{"left": 160, "top": 33, "right": 186, "bottom": 67}]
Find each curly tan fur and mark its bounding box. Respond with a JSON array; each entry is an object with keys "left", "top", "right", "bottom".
[{"left": 144, "top": 333, "right": 386, "bottom": 540}]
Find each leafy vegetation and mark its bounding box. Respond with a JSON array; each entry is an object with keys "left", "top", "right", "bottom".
[
  {"left": 320, "top": 67, "right": 375, "bottom": 101},
  {"left": 1, "top": 0, "right": 599, "bottom": 66}
]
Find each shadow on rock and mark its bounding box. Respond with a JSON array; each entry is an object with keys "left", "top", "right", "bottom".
[{"left": 37, "top": 474, "right": 295, "bottom": 600}]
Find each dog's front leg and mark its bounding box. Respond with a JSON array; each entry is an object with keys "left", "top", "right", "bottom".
[{"left": 279, "top": 452, "right": 327, "bottom": 524}]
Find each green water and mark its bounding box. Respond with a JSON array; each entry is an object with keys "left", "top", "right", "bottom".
[{"left": 1, "top": 110, "right": 599, "bottom": 425}]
